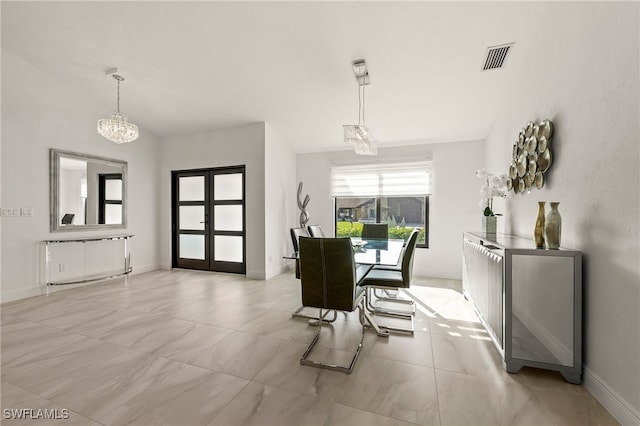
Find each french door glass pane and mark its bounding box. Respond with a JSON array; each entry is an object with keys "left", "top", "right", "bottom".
[
  {"left": 214, "top": 173, "right": 242, "bottom": 200},
  {"left": 179, "top": 206, "right": 205, "bottom": 230},
  {"left": 214, "top": 205, "right": 243, "bottom": 231},
  {"left": 105, "top": 179, "right": 122, "bottom": 200},
  {"left": 179, "top": 234, "right": 205, "bottom": 260},
  {"left": 105, "top": 204, "right": 122, "bottom": 224},
  {"left": 179, "top": 176, "right": 205, "bottom": 201},
  {"left": 214, "top": 236, "right": 243, "bottom": 262}
]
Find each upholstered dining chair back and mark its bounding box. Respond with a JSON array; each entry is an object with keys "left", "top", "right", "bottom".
[
  {"left": 290, "top": 227, "right": 310, "bottom": 253},
  {"left": 401, "top": 228, "right": 420, "bottom": 286},
  {"left": 290, "top": 227, "right": 310, "bottom": 279},
  {"left": 307, "top": 225, "right": 326, "bottom": 238},
  {"left": 361, "top": 223, "right": 389, "bottom": 240},
  {"left": 299, "top": 237, "right": 361, "bottom": 312}
]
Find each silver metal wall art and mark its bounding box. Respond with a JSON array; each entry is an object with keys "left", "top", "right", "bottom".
[
  {"left": 508, "top": 119, "right": 554, "bottom": 194},
  {"left": 297, "top": 181, "right": 310, "bottom": 227}
]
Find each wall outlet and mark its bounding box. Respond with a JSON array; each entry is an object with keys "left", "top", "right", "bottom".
[
  {"left": 21, "top": 207, "right": 34, "bottom": 217},
  {"left": 0, "top": 208, "right": 20, "bottom": 217}
]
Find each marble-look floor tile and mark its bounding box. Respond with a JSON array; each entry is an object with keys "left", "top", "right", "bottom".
[
  {"left": 0, "top": 381, "right": 102, "bottom": 426},
  {"left": 428, "top": 318, "right": 489, "bottom": 340},
  {"left": 238, "top": 309, "right": 294, "bottom": 334},
  {"left": 153, "top": 323, "right": 233, "bottom": 366},
  {"left": 325, "top": 403, "right": 421, "bottom": 426},
  {"left": 533, "top": 388, "right": 620, "bottom": 425},
  {"left": 431, "top": 333, "right": 516, "bottom": 382},
  {"left": 210, "top": 382, "right": 333, "bottom": 426},
  {"left": 363, "top": 330, "right": 433, "bottom": 367},
  {"left": 1, "top": 321, "right": 88, "bottom": 367},
  {"left": 200, "top": 330, "right": 283, "bottom": 379},
  {"left": 96, "top": 314, "right": 198, "bottom": 354},
  {"left": 50, "top": 353, "right": 213, "bottom": 422},
  {"left": 1, "top": 271, "right": 618, "bottom": 426},
  {"left": 253, "top": 339, "right": 350, "bottom": 401},
  {"left": 118, "top": 372, "right": 248, "bottom": 425},
  {"left": 4, "top": 339, "right": 150, "bottom": 403},
  {"left": 518, "top": 366, "right": 590, "bottom": 395},
  {"left": 435, "top": 369, "right": 553, "bottom": 425},
  {"left": 336, "top": 356, "right": 440, "bottom": 425},
  {"left": 1, "top": 296, "right": 103, "bottom": 323},
  {"left": 99, "top": 370, "right": 247, "bottom": 425}
]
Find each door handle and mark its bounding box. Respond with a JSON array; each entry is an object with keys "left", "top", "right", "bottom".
[{"left": 199, "top": 221, "right": 208, "bottom": 224}]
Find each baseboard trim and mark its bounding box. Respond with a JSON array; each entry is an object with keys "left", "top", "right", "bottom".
[
  {"left": 0, "top": 264, "right": 160, "bottom": 304},
  {"left": 247, "top": 270, "right": 266, "bottom": 280},
  {"left": 583, "top": 365, "right": 640, "bottom": 425},
  {"left": 130, "top": 263, "right": 159, "bottom": 275}
]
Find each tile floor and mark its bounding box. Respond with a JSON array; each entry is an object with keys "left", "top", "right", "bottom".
[{"left": 1, "top": 270, "right": 618, "bottom": 425}]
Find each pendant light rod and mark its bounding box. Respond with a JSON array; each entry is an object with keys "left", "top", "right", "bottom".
[{"left": 113, "top": 74, "right": 124, "bottom": 113}]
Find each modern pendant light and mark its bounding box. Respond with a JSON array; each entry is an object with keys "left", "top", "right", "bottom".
[
  {"left": 97, "top": 73, "right": 139, "bottom": 144},
  {"left": 343, "top": 59, "right": 377, "bottom": 156}
]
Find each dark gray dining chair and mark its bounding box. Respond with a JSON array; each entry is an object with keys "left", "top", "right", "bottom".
[
  {"left": 307, "top": 225, "right": 326, "bottom": 238},
  {"left": 298, "top": 236, "right": 367, "bottom": 373},
  {"left": 371, "top": 228, "right": 420, "bottom": 312},
  {"left": 361, "top": 223, "right": 388, "bottom": 239},
  {"left": 359, "top": 228, "right": 419, "bottom": 334},
  {"left": 290, "top": 227, "right": 337, "bottom": 323}
]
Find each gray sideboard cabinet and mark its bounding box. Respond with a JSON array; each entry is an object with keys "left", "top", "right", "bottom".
[{"left": 462, "top": 232, "right": 582, "bottom": 384}]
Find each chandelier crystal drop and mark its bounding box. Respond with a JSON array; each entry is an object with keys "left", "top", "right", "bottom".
[{"left": 97, "top": 74, "right": 139, "bottom": 144}]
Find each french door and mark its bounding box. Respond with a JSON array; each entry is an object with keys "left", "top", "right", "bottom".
[{"left": 172, "top": 166, "right": 246, "bottom": 274}]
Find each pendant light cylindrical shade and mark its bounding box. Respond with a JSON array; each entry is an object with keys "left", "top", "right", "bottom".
[{"left": 98, "top": 74, "right": 139, "bottom": 144}]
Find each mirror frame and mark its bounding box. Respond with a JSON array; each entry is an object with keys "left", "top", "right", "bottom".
[{"left": 50, "top": 148, "right": 128, "bottom": 232}]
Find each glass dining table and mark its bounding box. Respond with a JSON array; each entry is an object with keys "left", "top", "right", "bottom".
[{"left": 351, "top": 237, "right": 405, "bottom": 266}]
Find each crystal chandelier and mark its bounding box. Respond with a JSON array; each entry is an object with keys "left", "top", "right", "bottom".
[
  {"left": 343, "top": 59, "right": 377, "bottom": 156},
  {"left": 97, "top": 74, "right": 139, "bottom": 144}
]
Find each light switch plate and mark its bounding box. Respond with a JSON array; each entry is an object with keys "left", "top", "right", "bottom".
[{"left": 20, "top": 208, "right": 34, "bottom": 217}]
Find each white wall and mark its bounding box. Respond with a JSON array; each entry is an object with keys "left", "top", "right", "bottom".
[
  {"left": 1, "top": 49, "right": 161, "bottom": 303},
  {"left": 296, "top": 140, "right": 484, "bottom": 280},
  {"left": 264, "top": 123, "right": 296, "bottom": 279},
  {"left": 484, "top": 3, "right": 639, "bottom": 424},
  {"left": 159, "top": 122, "right": 267, "bottom": 279}
]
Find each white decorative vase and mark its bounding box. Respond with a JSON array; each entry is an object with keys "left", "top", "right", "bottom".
[{"left": 482, "top": 216, "right": 497, "bottom": 234}]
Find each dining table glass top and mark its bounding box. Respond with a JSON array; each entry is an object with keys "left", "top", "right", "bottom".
[{"left": 351, "top": 237, "right": 405, "bottom": 266}]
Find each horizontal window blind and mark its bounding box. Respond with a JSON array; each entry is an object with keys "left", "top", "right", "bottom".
[{"left": 331, "top": 161, "right": 432, "bottom": 197}]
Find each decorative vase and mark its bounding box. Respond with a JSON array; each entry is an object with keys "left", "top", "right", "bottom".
[
  {"left": 534, "top": 201, "right": 546, "bottom": 248},
  {"left": 482, "top": 216, "right": 497, "bottom": 234},
  {"left": 545, "top": 202, "right": 562, "bottom": 249}
]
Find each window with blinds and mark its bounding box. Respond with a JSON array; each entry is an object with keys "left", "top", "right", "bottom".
[{"left": 331, "top": 161, "right": 431, "bottom": 247}]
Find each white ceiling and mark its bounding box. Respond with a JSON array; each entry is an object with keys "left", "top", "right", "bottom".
[{"left": 1, "top": 1, "right": 552, "bottom": 153}]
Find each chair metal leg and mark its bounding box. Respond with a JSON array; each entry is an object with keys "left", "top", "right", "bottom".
[
  {"left": 363, "top": 287, "right": 414, "bottom": 335},
  {"left": 373, "top": 288, "right": 415, "bottom": 305},
  {"left": 300, "top": 308, "right": 364, "bottom": 374},
  {"left": 368, "top": 287, "right": 415, "bottom": 316},
  {"left": 292, "top": 305, "right": 337, "bottom": 323}
]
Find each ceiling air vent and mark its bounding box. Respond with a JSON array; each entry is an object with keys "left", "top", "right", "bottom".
[{"left": 482, "top": 43, "right": 514, "bottom": 71}]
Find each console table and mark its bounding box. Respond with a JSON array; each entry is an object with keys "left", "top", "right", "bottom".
[
  {"left": 462, "top": 232, "right": 582, "bottom": 384},
  {"left": 43, "top": 234, "right": 133, "bottom": 289}
]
